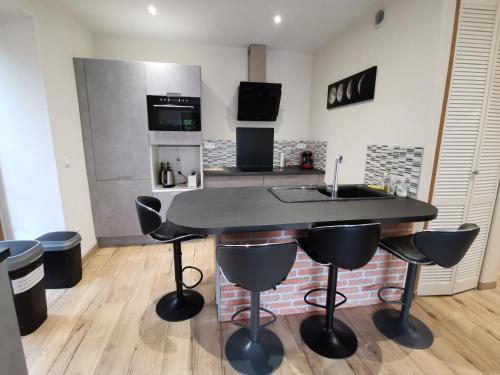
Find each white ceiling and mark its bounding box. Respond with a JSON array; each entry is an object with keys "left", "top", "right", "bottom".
[{"left": 59, "top": 0, "right": 383, "bottom": 53}]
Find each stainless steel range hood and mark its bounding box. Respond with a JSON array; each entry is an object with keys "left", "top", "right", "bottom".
[{"left": 237, "top": 45, "right": 282, "bottom": 121}]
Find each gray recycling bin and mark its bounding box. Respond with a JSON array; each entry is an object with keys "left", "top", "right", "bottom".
[
  {"left": 36, "top": 231, "right": 82, "bottom": 289},
  {"left": 2, "top": 240, "right": 47, "bottom": 335}
]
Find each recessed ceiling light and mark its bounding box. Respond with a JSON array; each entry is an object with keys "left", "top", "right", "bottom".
[
  {"left": 148, "top": 5, "right": 157, "bottom": 15},
  {"left": 273, "top": 15, "right": 282, "bottom": 24}
]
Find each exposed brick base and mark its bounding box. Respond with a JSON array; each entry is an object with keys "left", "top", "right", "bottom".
[{"left": 218, "top": 224, "right": 412, "bottom": 321}]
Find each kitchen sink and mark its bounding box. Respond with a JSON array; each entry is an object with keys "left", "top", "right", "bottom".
[{"left": 268, "top": 184, "right": 395, "bottom": 203}]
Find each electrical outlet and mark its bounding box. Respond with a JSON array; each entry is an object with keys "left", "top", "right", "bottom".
[
  {"left": 204, "top": 142, "right": 216, "bottom": 149},
  {"left": 296, "top": 143, "right": 307, "bottom": 150}
]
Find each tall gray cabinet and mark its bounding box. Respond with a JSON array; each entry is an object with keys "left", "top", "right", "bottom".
[
  {"left": 74, "top": 58, "right": 203, "bottom": 243},
  {"left": 75, "top": 59, "right": 151, "bottom": 238}
]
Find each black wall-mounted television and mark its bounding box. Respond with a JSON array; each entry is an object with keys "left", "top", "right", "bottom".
[
  {"left": 236, "top": 127, "right": 274, "bottom": 172},
  {"left": 237, "top": 82, "right": 282, "bottom": 121}
]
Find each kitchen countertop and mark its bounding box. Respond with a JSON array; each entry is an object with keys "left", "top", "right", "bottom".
[
  {"left": 166, "top": 186, "right": 437, "bottom": 235},
  {"left": 204, "top": 166, "right": 325, "bottom": 177}
]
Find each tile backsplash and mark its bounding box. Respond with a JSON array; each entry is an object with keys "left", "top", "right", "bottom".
[
  {"left": 364, "top": 145, "right": 423, "bottom": 198},
  {"left": 203, "top": 139, "right": 327, "bottom": 170}
]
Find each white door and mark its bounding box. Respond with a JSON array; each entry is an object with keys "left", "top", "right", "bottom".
[
  {"left": 418, "top": 0, "right": 500, "bottom": 295},
  {"left": 454, "top": 32, "right": 500, "bottom": 292}
]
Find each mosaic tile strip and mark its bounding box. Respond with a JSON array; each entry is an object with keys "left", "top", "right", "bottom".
[
  {"left": 203, "top": 140, "right": 327, "bottom": 170},
  {"left": 364, "top": 145, "right": 423, "bottom": 198}
]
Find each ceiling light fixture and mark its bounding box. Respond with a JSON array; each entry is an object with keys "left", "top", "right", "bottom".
[
  {"left": 273, "top": 15, "right": 282, "bottom": 24},
  {"left": 148, "top": 5, "right": 157, "bottom": 15}
]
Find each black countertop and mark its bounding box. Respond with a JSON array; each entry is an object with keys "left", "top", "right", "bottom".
[
  {"left": 166, "top": 186, "right": 438, "bottom": 235},
  {"left": 204, "top": 166, "right": 325, "bottom": 177}
]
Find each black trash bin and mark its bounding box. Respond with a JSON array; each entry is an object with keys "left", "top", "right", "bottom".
[
  {"left": 36, "top": 231, "right": 82, "bottom": 289},
  {"left": 2, "top": 240, "right": 47, "bottom": 336}
]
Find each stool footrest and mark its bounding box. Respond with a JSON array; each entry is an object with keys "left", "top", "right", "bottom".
[
  {"left": 181, "top": 266, "right": 203, "bottom": 289},
  {"left": 378, "top": 286, "right": 404, "bottom": 305},
  {"left": 304, "top": 288, "right": 347, "bottom": 309},
  {"left": 231, "top": 306, "right": 277, "bottom": 329}
]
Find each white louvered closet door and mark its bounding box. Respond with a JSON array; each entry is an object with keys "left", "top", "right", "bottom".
[
  {"left": 455, "top": 28, "right": 500, "bottom": 292},
  {"left": 418, "top": 0, "right": 500, "bottom": 295}
]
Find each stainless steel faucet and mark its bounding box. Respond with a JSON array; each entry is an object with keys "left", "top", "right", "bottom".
[{"left": 332, "top": 155, "right": 343, "bottom": 199}]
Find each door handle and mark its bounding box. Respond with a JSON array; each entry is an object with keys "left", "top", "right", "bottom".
[{"left": 153, "top": 104, "right": 195, "bottom": 109}]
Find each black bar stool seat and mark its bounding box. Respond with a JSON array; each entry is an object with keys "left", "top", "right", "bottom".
[
  {"left": 135, "top": 196, "right": 205, "bottom": 322},
  {"left": 150, "top": 221, "right": 202, "bottom": 243},
  {"left": 297, "top": 238, "right": 328, "bottom": 264},
  {"left": 380, "top": 235, "right": 433, "bottom": 264},
  {"left": 217, "top": 242, "right": 297, "bottom": 375},
  {"left": 298, "top": 223, "right": 381, "bottom": 359},
  {"left": 374, "top": 223, "right": 479, "bottom": 349}
]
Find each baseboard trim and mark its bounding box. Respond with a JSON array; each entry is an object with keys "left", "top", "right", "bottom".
[
  {"left": 82, "top": 244, "right": 99, "bottom": 265},
  {"left": 97, "top": 235, "right": 153, "bottom": 247},
  {"left": 478, "top": 281, "right": 497, "bottom": 291}
]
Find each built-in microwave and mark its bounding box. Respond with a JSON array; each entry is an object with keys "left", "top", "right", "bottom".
[{"left": 146, "top": 95, "right": 201, "bottom": 131}]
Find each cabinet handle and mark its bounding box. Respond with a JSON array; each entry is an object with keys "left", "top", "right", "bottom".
[
  {"left": 153, "top": 104, "right": 195, "bottom": 109},
  {"left": 116, "top": 176, "right": 132, "bottom": 180}
]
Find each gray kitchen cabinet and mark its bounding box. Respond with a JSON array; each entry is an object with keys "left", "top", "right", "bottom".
[
  {"left": 85, "top": 59, "right": 150, "bottom": 181},
  {"left": 94, "top": 180, "right": 151, "bottom": 237},
  {"left": 153, "top": 191, "right": 182, "bottom": 220},
  {"left": 204, "top": 176, "right": 264, "bottom": 188},
  {"left": 145, "top": 62, "right": 201, "bottom": 97}
]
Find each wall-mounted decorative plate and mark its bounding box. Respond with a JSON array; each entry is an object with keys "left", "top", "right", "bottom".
[
  {"left": 328, "top": 86, "right": 337, "bottom": 105},
  {"left": 327, "top": 66, "right": 377, "bottom": 109}
]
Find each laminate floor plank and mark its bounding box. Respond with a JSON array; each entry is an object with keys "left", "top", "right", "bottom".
[{"left": 21, "top": 240, "right": 500, "bottom": 375}]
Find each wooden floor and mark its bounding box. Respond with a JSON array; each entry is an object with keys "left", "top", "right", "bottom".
[{"left": 22, "top": 238, "right": 500, "bottom": 375}]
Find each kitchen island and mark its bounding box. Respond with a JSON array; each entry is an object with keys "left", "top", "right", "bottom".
[{"left": 166, "top": 186, "right": 437, "bottom": 320}]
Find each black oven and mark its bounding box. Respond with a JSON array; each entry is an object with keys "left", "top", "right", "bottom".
[{"left": 147, "top": 95, "right": 201, "bottom": 131}]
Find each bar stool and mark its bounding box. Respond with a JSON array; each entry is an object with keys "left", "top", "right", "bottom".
[
  {"left": 135, "top": 196, "right": 205, "bottom": 322},
  {"left": 298, "top": 223, "right": 381, "bottom": 358},
  {"left": 217, "top": 242, "right": 297, "bottom": 375},
  {"left": 374, "top": 223, "right": 479, "bottom": 349}
]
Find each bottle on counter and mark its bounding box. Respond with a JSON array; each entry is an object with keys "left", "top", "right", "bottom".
[
  {"left": 159, "top": 162, "right": 165, "bottom": 184},
  {"left": 383, "top": 173, "right": 391, "bottom": 193}
]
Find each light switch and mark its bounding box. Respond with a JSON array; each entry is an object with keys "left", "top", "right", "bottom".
[{"left": 63, "top": 157, "right": 71, "bottom": 168}]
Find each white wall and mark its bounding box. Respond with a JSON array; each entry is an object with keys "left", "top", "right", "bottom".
[
  {"left": 0, "top": 19, "right": 66, "bottom": 239},
  {"left": 94, "top": 36, "right": 312, "bottom": 140},
  {"left": 12, "top": 0, "right": 96, "bottom": 255},
  {"left": 309, "top": 0, "right": 456, "bottom": 200}
]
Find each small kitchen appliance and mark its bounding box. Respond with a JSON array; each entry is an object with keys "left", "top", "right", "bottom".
[
  {"left": 147, "top": 95, "right": 201, "bottom": 131},
  {"left": 161, "top": 162, "right": 176, "bottom": 188},
  {"left": 300, "top": 151, "right": 314, "bottom": 169},
  {"left": 188, "top": 172, "right": 198, "bottom": 188}
]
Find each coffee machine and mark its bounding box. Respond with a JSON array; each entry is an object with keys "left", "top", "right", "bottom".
[{"left": 300, "top": 151, "right": 314, "bottom": 169}]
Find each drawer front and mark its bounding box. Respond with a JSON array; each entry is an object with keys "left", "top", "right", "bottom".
[
  {"left": 263, "top": 174, "right": 322, "bottom": 187},
  {"left": 94, "top": 179, "right": 151, "bottom": 237},
  {"left": 204, "top": 176, "right": 264, "bottom": 188}
]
